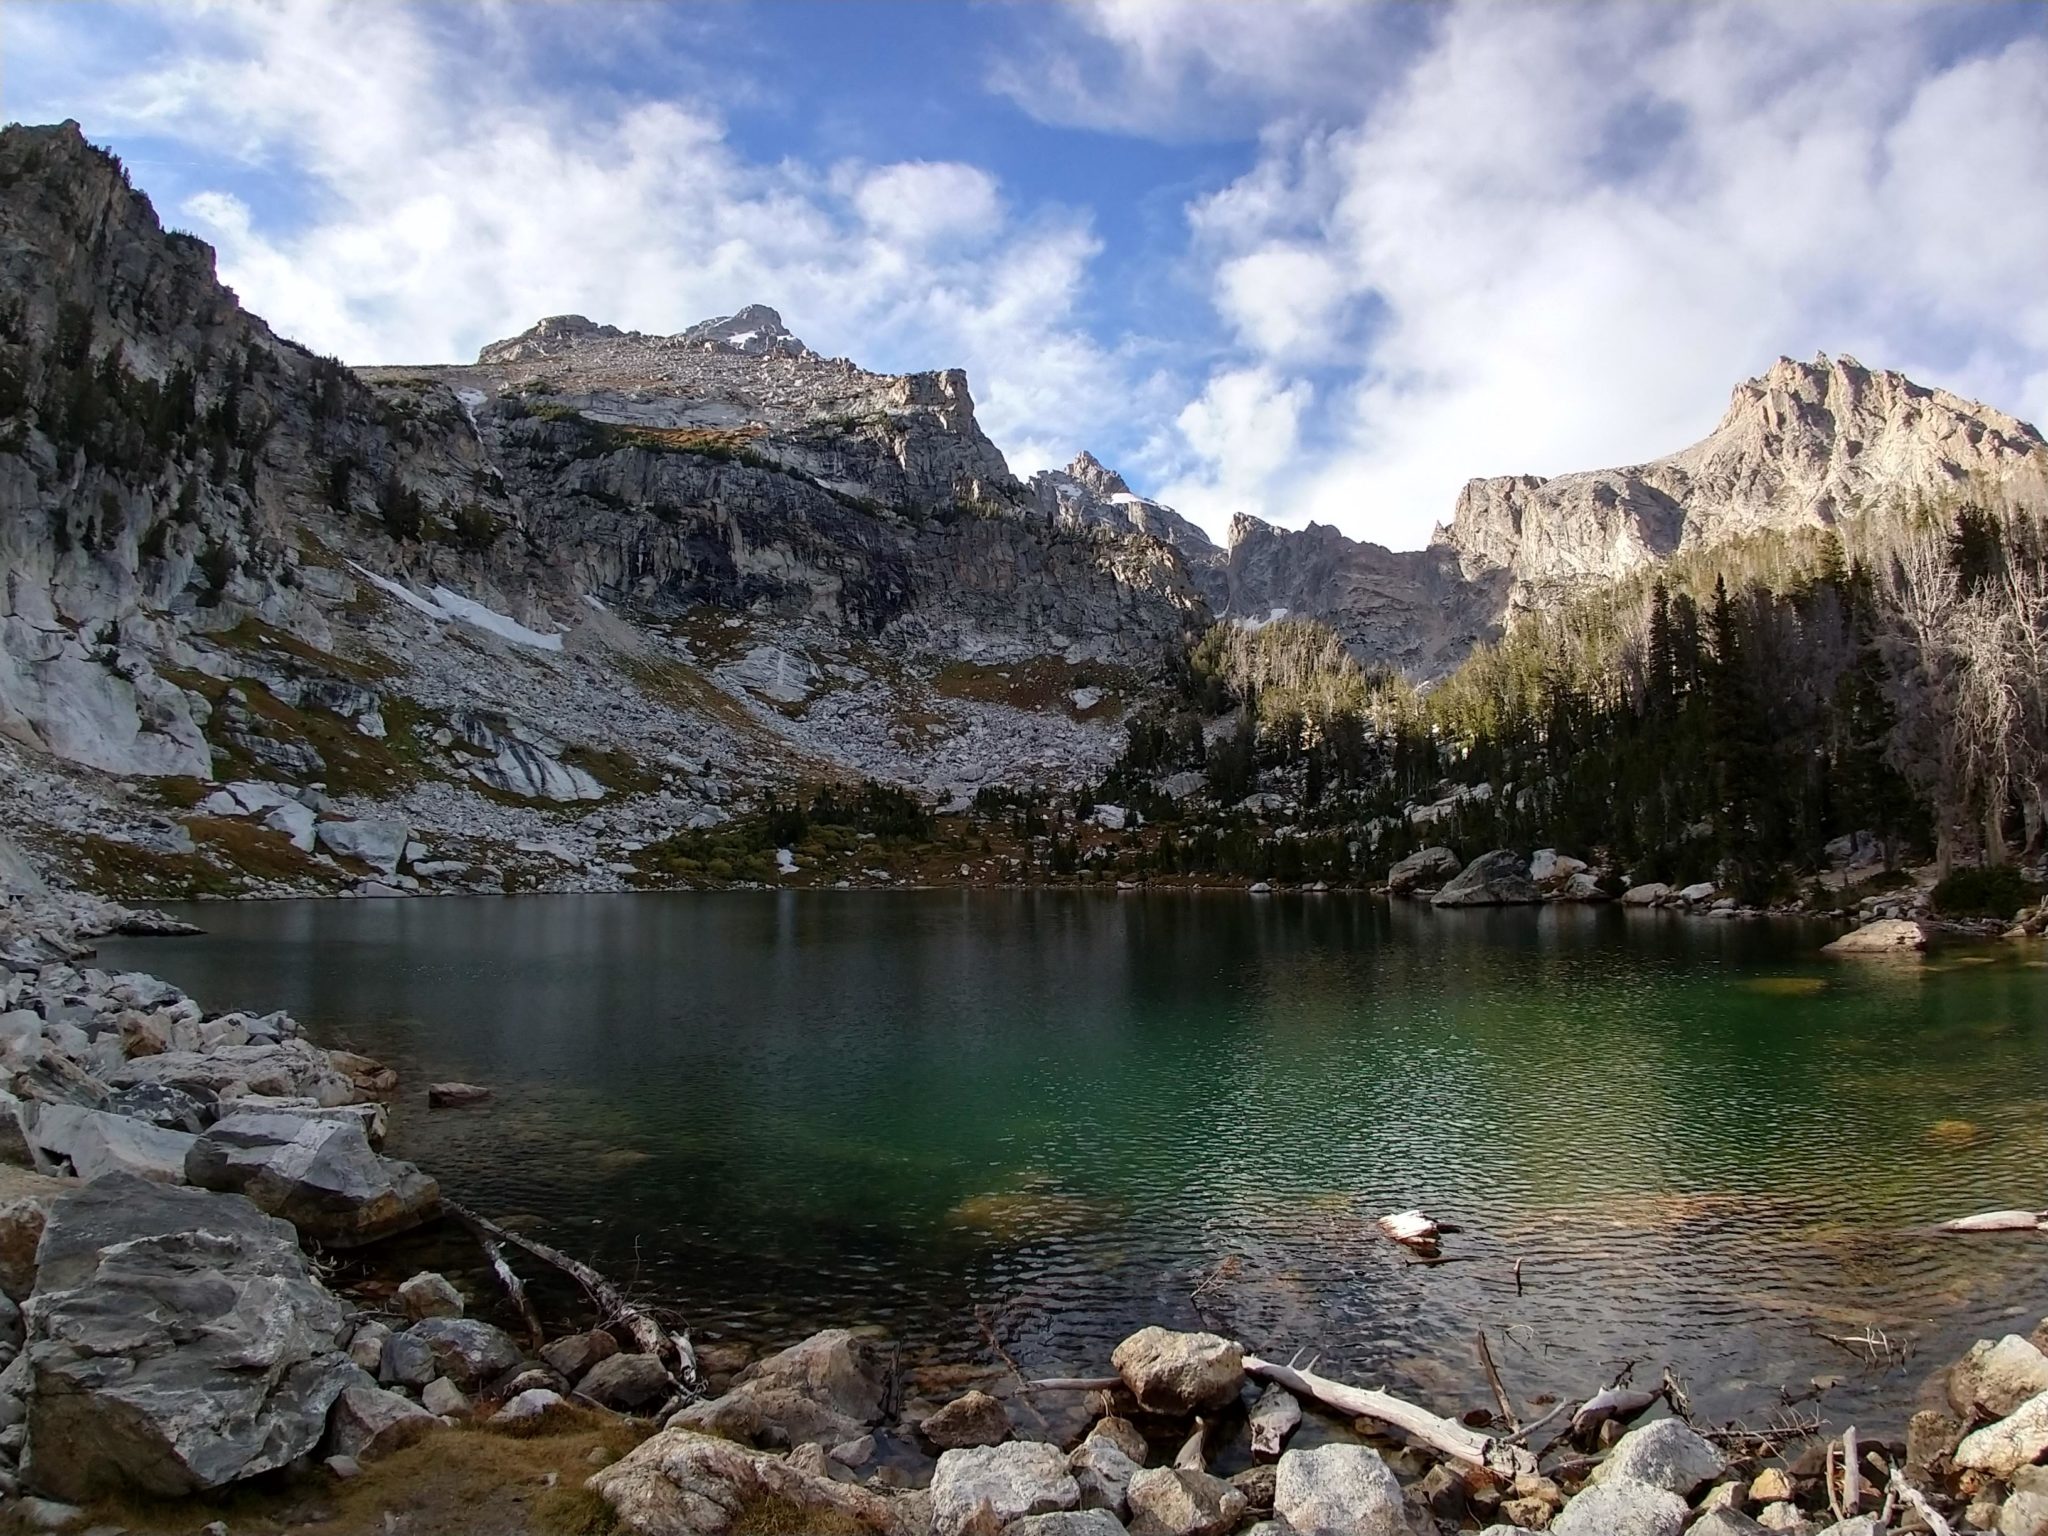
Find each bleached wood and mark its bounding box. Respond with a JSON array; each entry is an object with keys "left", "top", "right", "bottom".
[{"left": 1245, "top": 1353, "right": 1537, "bottom": 1478}]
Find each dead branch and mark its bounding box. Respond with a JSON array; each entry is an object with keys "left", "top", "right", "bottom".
[
  {"left": 1244, "top": 1352, "right": 1537, "bottom": 1479},
  {"left": 1887, "top": 1468, "right": 1956, "bottom": 1536},
  {"left": 446, "top": 1200, "right": 701, "bottom": 1397},
  {"left": 449, "top": 1204, "right": 546, "bottom": 1350},
  {"left": 1477, "top": 1329, "right": 1520, "bottom": 1432},
  {"left": 1022, "top": 1375, "right": 1123, "bottom": 1392}
]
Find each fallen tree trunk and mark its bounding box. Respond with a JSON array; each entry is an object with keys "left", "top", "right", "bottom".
[
  {"left": 1244, "top": 1353, "right": 1537, "bottom": 1479},
  {"left": 1022, "top": 1376, "right": 1123, "bottom": 1392},
  {"left": 450, "top": 1205, "right": 547, "bottom": 1351},
  {"left": 447, "top": 1200, "right": 702, "bottom": 1397}
]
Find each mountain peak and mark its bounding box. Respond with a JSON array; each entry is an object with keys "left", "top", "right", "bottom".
[
  {"left": 1064, "top": 450, "right": 1129, "bottom": 498},
  {"left": 476, "top": 304, "right": 810, "bottom": 366}
]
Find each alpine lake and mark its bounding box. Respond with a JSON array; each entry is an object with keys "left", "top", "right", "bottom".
[{"left": 100, "top": 891, "right": 2048, "bottom": 1434}]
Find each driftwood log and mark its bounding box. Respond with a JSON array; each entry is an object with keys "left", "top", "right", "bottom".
[
  {"left": 1244, "top": 1353, "right": 1538, "bottom": 1479},
  {"left": 449, "top": 1204, "right": 546, "bottom": 1350},
  {"left": 1936, "top": 1208, "right": 2048, "bottom": 1233},
  {"left": 1887, "top": 1468, "right": 1955, "bottom": 1536},
  {"left": 447, "top": 1200, "right": 703, "bottom": 1396}
]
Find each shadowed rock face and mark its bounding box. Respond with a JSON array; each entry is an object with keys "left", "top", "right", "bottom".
[{"left": 21, "top": 1173, "right": 361, "bottom": 1502}]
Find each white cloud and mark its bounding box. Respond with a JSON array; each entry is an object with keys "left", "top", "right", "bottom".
[
  {"left": 1136, "top": 2, "right": 2048, "bottom": 547},
  {"left": 850, "top": 161, "right": 1002, "bottom": 246},
  {"left": 1155, "top": 367, "right": 1312, "bottom": 528},
  {"left": 13, "top": 0, "right": 1133, "bottom": 469}
]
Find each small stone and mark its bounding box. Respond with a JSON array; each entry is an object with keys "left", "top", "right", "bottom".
[
  {"left": 929, "top": 1441, "right": 1081, "bottom": 1536},
  {"left": 828, "top": 1435, "right": 875, "bottom": 1468},
  {"left": 496, "top": 1388, "right": 565, "bottom": 1424},
  {"left": 1088, "top": 1414, "right": 1149, "bottom": 1465},
  {"left": 541, "top": 1329, "right": 620, "bottom": 1382},
  {"left": 427, "top": 1082, "right": 493, "bottom": 1108},
  {"left": 1691, "top": 1512, "right": 1769, "bottom": 1536},
  {"left": 1750, "top": 1467, "right": 1795, "bottom": 1503},
  {"left": 348, "top": 1320, "right": 392, "bottom": 1374},
  {"left": 327, "top": 1454, "right": 362, "bottom": 1480},
  {"left": 397, "top": 1271, "right": 463, "bottom": 1321},
  {"left": 421, "top": 1377, "right": 470, "bottom": 1417},
  {"left": 1907, "top": 1409, "right": 1962, "bottom": 1471},
  {"left": 1757, "top": 1504, "right": 1815, "bottom": 1534},
  {"left": 1070, "top": 1436, "right": 1141, "bottom": 1517},
  {"left": 16, "top": 1499, "right": 85, "bottom": 1533},
  {"left": 922, "top": 1388, "right": 1011, "bottom": 1449}
]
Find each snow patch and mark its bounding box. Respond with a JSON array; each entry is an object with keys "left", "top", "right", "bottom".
[{"left": 348, "top": 563, "right": 563, "bottom": 650}]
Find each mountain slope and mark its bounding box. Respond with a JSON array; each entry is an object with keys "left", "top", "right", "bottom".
[{"left": 0, "top": 121, "right": 1206, "bottom": 896}]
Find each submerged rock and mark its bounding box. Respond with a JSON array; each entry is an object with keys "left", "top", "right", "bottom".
[
  {"left": 21, "top": 1174, "right": 358, "bottom": 1501},
  {"left": 1822, "top": 918, "right": 1927, "bottom": 954}
]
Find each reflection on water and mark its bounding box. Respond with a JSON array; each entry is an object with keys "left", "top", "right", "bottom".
[{"left": 101, "top": 892, "right": 2048, "bottom": 1429}]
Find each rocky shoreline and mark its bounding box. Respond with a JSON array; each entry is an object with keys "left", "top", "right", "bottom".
[{"left": 0, "top": 882, "right": 2042, "bottom": 1535}]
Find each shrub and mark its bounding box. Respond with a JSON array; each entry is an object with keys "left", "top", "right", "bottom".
[{"left": 1932, "top": 864, "right": 2041, "bottom": 919}]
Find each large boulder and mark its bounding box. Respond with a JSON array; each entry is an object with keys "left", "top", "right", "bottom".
[
  {"left": 1387, "top": 847, "right": 1461, "bottom": 896},
  {"left": 589, "top": 1426, "right": 911, "bottom": 1535},
  {"left": 668, "top": 1327, "right": 889, "bottom": 1447},
  {"left": 26, "top": 1103, "right": 193, "bottom": 1183},
  {"left": 930, "top": 1441, "right": 1081, "bottom": 1536},
  {"left": 1823, "top": 919, "right": 1928, "bottom": 955},
  {"left": 315, "top": 817, "right": 410, "bottom": 874},
  {"left": 1111, "top": 1327, "right": 1243, "bottom": 1415},
  {"left": 1950, "top": 1336, "right": 2048, "bottom": 1419},
  {"left": 20, "top": 1174, "right": 360, "bottom": 1501},
  {"left": 1622, "top": 881, "right": 1673, "bottom": 906},
  {"left": 1956, "top": 1390, "right": 2048, "bottom": 1475},
  {"left": 1274, "top": 1444, "right": 1411, "bottom": 1536},
  {"left": 1431, "top": 849, "right": 1541, "bottom": 906},
  {"left": 1550, "top": 1476, "right": 1688, "bottom": 1536},
  {"left": 184, "top": 1111, "right": 439, "bottom": 1247},
  {"left": 1592, "top": 1417, "right": 1726, "bottom": 1497},
  {"left": 1126, "top": 1466, "right": 1247, "bottom": 1536}
]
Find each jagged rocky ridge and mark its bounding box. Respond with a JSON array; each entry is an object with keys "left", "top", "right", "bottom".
[{"left": 0, "top": 121, "right": 1205, "bottom": 894}]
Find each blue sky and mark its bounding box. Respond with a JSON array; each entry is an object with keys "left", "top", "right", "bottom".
[{"left": 11, "top": 1, "right": 2048, "bottom": 548}]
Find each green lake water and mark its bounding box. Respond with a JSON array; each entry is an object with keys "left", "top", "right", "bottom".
[{"left": 100, "top": 892, "right": 2048, "bottom": 1431}]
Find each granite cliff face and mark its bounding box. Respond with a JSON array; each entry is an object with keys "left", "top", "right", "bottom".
[
  {"left": 1435, "top": 353, "right": 2048, "bottom": 599},
  {"left": 1199, "top": 354, "right": 2048, "bottom": 672},
  {"left": 0, "top": 122, "right": 1204, "bottom": 895}
]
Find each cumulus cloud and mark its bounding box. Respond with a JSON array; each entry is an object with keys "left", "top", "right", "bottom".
[
  {"left": 9, "top": 0, "right": 1129, "bottom": 469},
  {"left": 1133, "top": 2, "right": 2048, "bottom": 547}
]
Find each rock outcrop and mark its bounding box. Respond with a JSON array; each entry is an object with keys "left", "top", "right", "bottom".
[{"left": 20, "top": 1174, "right": 360, "bottom": 1501}]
